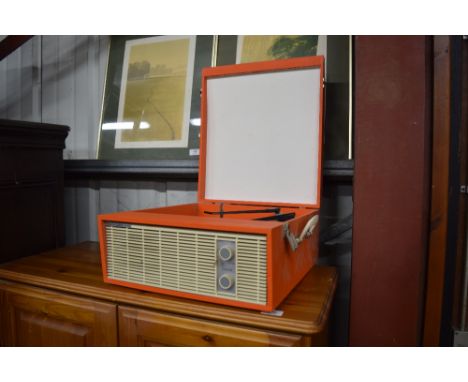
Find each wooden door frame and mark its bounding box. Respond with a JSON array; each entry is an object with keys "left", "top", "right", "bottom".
[{"left": 423, "top": 36, "right": 466, "bottom": 346}]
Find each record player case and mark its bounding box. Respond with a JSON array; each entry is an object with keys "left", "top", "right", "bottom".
[{"left": 98, "top": 56, "right": 325, "bottom": 311}]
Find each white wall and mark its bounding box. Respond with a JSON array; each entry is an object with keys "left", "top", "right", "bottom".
[{"left": 0, "top": 35, "right": 198, "bottom": 245}]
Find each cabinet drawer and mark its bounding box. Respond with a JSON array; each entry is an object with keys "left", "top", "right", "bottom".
[
  {"left": 0, "top": 282, "right": 117, "bottom": 346},
  {"left": 118, "top": 306, "right": 303, "bottom": 347}
]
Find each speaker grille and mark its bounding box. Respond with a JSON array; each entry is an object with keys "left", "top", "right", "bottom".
[{"left": 104, "top": 223, "right": 267, "bottom": 305}]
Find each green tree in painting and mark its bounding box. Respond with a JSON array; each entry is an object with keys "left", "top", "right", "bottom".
[
  {"left": 268, "top": 36, "right": 318, "bottom": 59},
  {"left": 128, "top": 60, "right": 151, "bottom": 80}
]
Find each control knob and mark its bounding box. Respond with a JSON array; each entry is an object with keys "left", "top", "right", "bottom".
[
  {"left": 218, "top": 246, "right": 234, "bottom": 261},
  {"left": 218, "top": 274, "right": 235, "bottom": 290}
]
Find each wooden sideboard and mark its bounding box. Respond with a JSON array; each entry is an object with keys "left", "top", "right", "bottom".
[{"left": 0, "top": 242, "right": 337, "bottom": 346}]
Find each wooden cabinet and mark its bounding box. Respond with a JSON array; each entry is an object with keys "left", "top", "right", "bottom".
[
  {"left": 0, "top": 119, "right": 69, "bottom": 264},
  {"left": 0, "top": 282, "right": 117, "bottom": 346},
  {"left": 0, "top": 242, "right": 337, "bottom": 347},
  {"left": 119, "top": 306, "right": 303, "bottom": 347}
]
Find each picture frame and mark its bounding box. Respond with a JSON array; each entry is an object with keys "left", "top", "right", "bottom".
[
  {"left": 96, "top": 35, "right": 349, "bottom": 164},
  {"left": 235, "top": 35, "right": 326, "bottom": 64},
  {"left": 97, "top": 35, "right": 214, "bottom": 160}
]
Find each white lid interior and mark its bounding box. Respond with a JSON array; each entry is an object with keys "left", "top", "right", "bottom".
[{"left": 204, "top": 67, "right": 322, "bottom": 207}]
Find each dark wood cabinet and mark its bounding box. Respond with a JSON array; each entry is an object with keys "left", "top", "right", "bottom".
[
  {"left": 0, "top": 119, "right": 69, "bottom": 264},
  {"left": 0, "top": 242, "right": 337, "bottom": 346}
]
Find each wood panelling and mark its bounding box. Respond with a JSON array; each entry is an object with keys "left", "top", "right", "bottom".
[
  {"left": 0, "top": 281, "right": 117, "bottom": 346},
  {"left": 64, "top": 179, "right": 197, "bottom": 244},
  {"left": 118, "top": 306, "right": 303, "bottom": 347},
  {"left": 0, "top": 37, "right": 41, "bottom": 122},
  {"left": 4, "top": 45, "right": 23, "bottom": 120},
  {"left": 0, "top": 35, "right": 109, "bottom": 159},
  {"left": 350, "top": 36, "right": 432, "bottom": 346}
]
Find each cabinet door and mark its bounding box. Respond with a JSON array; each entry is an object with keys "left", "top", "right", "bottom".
[
  {"left": 0, "top": 283, "right": 117, "bottom": 346},
  {"left": 119, "top": 306, "right": 303, "bottom": 347}
]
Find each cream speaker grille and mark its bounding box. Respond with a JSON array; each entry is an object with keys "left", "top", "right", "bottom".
[{"left": 104, "top": 223, "right": 267, "bottom": 305}]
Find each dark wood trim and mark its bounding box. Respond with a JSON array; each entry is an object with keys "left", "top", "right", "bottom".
[
  {"left": 423, "top": 36, "right": 452, "bottom": 346},
  {"left": 64, "top": 159, "right": 199, "bottom": 180},
  {"left": 64, "top": 159, "right": 354, "bottom": 181},
  {"left": 349, "top": 36, "right": 432, "bottom": 346},
  {"left": 0, "top": 36, "right": 33, "bottom": 61},
  {"left": 0, "top": 119, "right": 69, "bottom": 149},
  {"left": 439, "top": 36, "right": 465, "bottom": 345},
  {"left": 0, "top": 119, "right": 69, "bottom": 263},
  {"left": 455, "top": 37, "right": 468, "bottom": 331}
]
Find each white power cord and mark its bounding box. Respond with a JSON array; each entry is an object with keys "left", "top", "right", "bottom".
[{"left": 298, "top": 215, "right": 319, "bottom": 242}]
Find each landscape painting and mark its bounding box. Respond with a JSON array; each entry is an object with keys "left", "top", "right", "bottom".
[
  {"left": 115, "top": 35, "right": 196, "bottom": 149},
  {"left": 236, "top": 35, "right": 321, "bottom": 63}
]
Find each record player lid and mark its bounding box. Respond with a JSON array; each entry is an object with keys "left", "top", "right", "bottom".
[{"left": 198, "top": 56, "right": 324, "bottom": 209}]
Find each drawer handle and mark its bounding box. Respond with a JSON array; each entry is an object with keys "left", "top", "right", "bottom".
[{"left": 202, "top": 335, "right": 213, "bottom": 343}]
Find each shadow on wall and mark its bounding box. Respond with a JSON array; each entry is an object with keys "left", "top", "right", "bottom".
[
  {"left": 318, "top": 181, "right": 353, "bottom": 346},
  {"left": 0, "top": 36, "right": 93, "bottom": 118},
  {"left": 64, "top": 179, "right": 198, "bottom": 245}
]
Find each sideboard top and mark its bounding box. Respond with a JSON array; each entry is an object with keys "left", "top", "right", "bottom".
[{"left": 0, "top": 241, "right": 337, "bottom": 335}]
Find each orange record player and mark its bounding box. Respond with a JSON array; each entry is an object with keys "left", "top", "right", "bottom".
[{"left": 98, "top": 56, "right": 325, "bottom": 312}]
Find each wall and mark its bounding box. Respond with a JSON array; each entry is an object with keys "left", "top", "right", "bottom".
[
  {"left": 0, "top": 36, "right": 108, "bottom": 158},
  {"left": 64, "top": 180, "right": 197, "bottom": 243},
  {"left": 0, "top": 36, "right": 198, "bottom": 246}
]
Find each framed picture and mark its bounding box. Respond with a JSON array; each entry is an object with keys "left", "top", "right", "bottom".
[
  {"left": 98, "top": 35, "right": 214, "bottom": 160},
  {"left": 235, "top": 35, "right": 326, "bottom": 64},
  {"left": 232, "top": 35, "right": 350, "bottom": 161}
]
